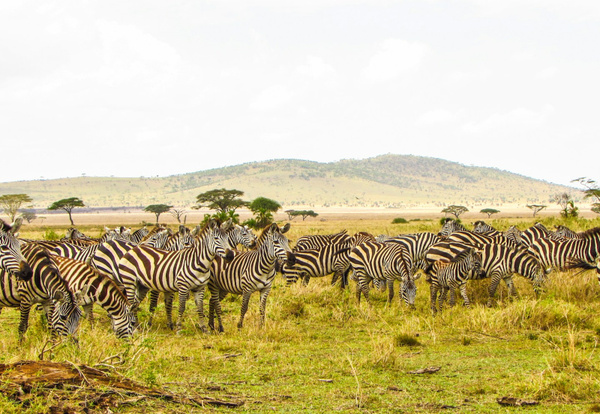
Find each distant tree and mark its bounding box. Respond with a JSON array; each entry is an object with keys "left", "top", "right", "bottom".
[
  {"left": 572, "top": 177, "right": 600, "bottom": 215},
  {"left": 194, "top": 189, "right": 248, "bottom": 214},
  {"left": 284, "top": 209, "right": 296, "bottom": 221},
  {"left": 290, "top": 210, "right": 318, "bottom": 221},
  {"left": 480, "top": 208, "right": 500, "bottom": 218},
  {"left": 21, "top": 209, "right": 38, "bottom": 223},
  {"left": 526, "top": 204, "right": 546, "bottom": 217},
  {"left": 552, "top": 192, "right": 578, "bottom": 218},
  {"left": 144, "top": 204, "right": 173, "bottom": 224},
  {"left": 441, "top": 205, "right": 468, "bottom": 220},
  {"left": 0, "top": 193, "right": 33, "bottom": 222},
  {"left": 170, "top": 208, "right": 188, "bottom": 224},
  {"left": 247, "top": 197, "right": 281, "bottom": 229},
  {"left": 48, "top": 197, "right": 85, "bottom": 225}
]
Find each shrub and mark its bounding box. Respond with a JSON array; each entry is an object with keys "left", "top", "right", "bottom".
[{"left": 392, "top": 217, "right": 408, "bottom": 224}]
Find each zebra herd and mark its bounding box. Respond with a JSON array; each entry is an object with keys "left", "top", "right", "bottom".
[{"left": 0, "top": 217, "right": 599, "bottom": 342}]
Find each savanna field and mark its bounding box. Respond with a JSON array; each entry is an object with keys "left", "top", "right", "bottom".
[{"left": 2, "top": 214, "right": 600, "bottom": 413}]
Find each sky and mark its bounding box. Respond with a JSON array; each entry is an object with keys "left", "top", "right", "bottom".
[{"left": 0, "top": 1, "right": 598, "bottom": 187}]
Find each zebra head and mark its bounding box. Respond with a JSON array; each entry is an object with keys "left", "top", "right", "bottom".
[
  {"left": 49, "top": 289, "right": 83, "bottom": 340},
  {"left": 0, "top": 220, "right": 32, "bottom": 281},
  {"left": 401, "top": 275, "right": 418, "bottom": 309},
  {"left": 111, "top": 307, "right": 137, "bottom": 339},
  {"left": 438, "top": 218, "right": 465, "bottom": 237},
  {"left": 201, "top": 219, "right": 234, "bottom": 259},
  {"left": 265, "top": 223, "right": 295, "bottom": 265},
  {"left": 229, "top": 224, "right": 257, "bottom": 249}
]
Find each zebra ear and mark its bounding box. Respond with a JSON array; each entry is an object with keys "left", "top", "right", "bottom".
[
  {"left": 53, "top": 291, "right": 65, "bottom": 302},
  {"left": 281, "top": 223, "right": 291, "bottom": 234},
  {"left": 221, "top": 219, "right": 233, "bottom": 231}
]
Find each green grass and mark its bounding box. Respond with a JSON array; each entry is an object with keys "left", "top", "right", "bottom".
[{"left": 2, "top": 218, "right": 600, "bottom": 412}]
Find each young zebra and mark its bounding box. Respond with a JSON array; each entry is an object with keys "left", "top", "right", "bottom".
[
  {"left": 438, "top": 218, "right": 467, "bottom": 237},
  {"left": 0, "top": 219, "right": 33, "bottom": 281},
  {"left": 51, "top": 255, "right": 136, "bottom": 339},
  {"left": 1, "top": 243, "right": 82, "bottom": 341},
  {"left": 528, "top": 227, "right": 600, "bottom": 277},
  {"left": 118, "top": 219, "right": 232, "bottom": 331},
  {"left": 208, "top": 223, "right": 295, "bottom": 332},
  {"left": 427, "top": 247, "right": 482, "bottom": 313},
  {"left": 349, "top": 241, "right": 417, "bottom": 307}
]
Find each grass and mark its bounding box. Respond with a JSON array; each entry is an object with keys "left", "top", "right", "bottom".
[{"left": 2, "top": 217, "right": 600, "bottom": 412}]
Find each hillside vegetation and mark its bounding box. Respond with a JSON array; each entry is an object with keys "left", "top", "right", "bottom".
[{"left": 0, "top": 154, "right": 571, "bottom": 209}]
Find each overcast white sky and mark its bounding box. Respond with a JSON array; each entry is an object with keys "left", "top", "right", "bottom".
[{"left": 1, "top": 1, "right": 598, "bottom": 186}]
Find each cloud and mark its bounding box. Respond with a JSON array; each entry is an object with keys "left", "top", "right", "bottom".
[
  {"left": 462, "top": 106, "right": 553, "bottom": 134},
  {"left": 363, "top": 39, "right": 428, "bottom": 83},
  {"left": 296, "top": 55, "right": 336, "bottom": 78},
  {"left": 416, "top": 109, "right": 460, "bottom": 126},
  {"left": 249, "top": 84, "right": 295, "bottom": 111}
]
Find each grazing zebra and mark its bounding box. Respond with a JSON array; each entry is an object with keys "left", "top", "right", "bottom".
[
  {"left": 92, "top": 239, "right": 136, "bottom": 288},
  {"left": 119, "top": 219, "right": 232, "bottom": 331},
  {"left": 208, "top": 223, "right": 295, "bottom": 332},
  {"left": 427, "top": 247, "right": 482, "bottom": 313},
  {"left": 446, "top": 231, "right": 519, "bottom": 249},
  {"left": 51, "top": 255, "right": 136, "bottom": 338},
  {"left": 438, "top": 218, "right": 467, "bottom": 237},
  {"left": 0, "top": 243, "right": 82, "bottom": 341},
  {"left": 0, "top": 219, "right": 33, "bottom": 281},
  {"left": 349, "top": 241, "right": 417, "bottom": 307},
  {"left": 294, "top": 230, "right": 349, "bottom": 251},
  {"left": 528, "top": 228, "right": 600, "bottom": 276}
]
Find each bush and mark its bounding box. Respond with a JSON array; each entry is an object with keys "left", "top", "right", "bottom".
[{"left": 392, "top": 217, "right": 409, "bottom": 224}]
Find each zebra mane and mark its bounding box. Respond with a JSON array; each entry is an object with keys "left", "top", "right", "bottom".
[
  {"left": 194, "top": 218, "right": 224, "bottom": 240},
  {"left": 256, "top": 223, "right": 276, "bottom": 245}
]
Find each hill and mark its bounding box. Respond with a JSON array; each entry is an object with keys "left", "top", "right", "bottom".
[{"left": 0, "top": 154, "right": 572, "bottom": 209}]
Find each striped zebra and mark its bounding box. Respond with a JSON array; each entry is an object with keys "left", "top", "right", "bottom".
[
  {"left": 0, "top": 219, "right": 33, "bottom": 281},
  {"left": 118, "top": 219, "right": 233, "bottom": 331},
  {"left": 427, "top": 247, "right": 482, "bottom": 313},
  {"left": 349, "top": 241, "right": 417, "bottom": 307},
  {"left": 129, "top": 226, "right": 149, "bottom": 244},
  {"left": 330, "top": 232, "right": 376, "bottom": 288},
  {"left": 207, "top": 223, "right": 295, "bottom": 332},
  {"left": 521, "top": 223, "right": 556, "bottom": 246},
  {"left": 472, "top": 221, "right": 497, "bottom": 234},
  {"left": 51, "top": 255, "right": 136, "bottom": 338},
  {"left": 446, "top": 231, "right": 519, "bottom": 249},
  {"left": 438, "top": 219, "right": 467, "bottom": 237},
  {"left": 294, "top": 230, "right": 349, "bottom": 251},
  {"left": 0, "top": 243, "right": 82, "bottom": 341},
  {"left": 528, "top": 227, "right": 600, "bottom": 277},
  {"left": 553, "top": 225, "right": 583, "bottom": 240},
  {"left": 282, "top": 244, "right": 350, "bottom": 286},
  {"left": 504, "top": 225, "right": 523, "bottom": 245}
]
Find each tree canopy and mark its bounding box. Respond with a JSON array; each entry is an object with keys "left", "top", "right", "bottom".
[
  {"left": 144, "top": 204, "right": 173, "bottom": 224},
  {"left": 526, "top": 204, "right": 546, "bottom": 217},
  {"left": 194, "top": 188, "right": 248, "bottom": 213},
  {"left": 247, "top": 197, "right": 281, "bottom": 229},
  {"left": 441, "top": 205, "right": 468, "bottom": 219},
  {"left": 573, "top": 177, "right": 600, "bottom": 215},
  {"left": 48, "top": 197, "right": 85, "bottom": 225},
  {"left": 288, "top": 210, "right": 318, "bottom": 221},
  {"left": 480, "top": 208, "right": 500, "bottom": 218},
  {"left": 0, "top": 193, "right": 33, "bottom": 222}
]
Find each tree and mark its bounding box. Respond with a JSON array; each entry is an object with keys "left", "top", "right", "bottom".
[
  {"left": 290, "top": 210, "right": 319, "bottom": 221},
  {"left": 572, "top": 177, "right": 600, "bottom": 215},
  {"left": 21, "top": 209, "right": 38, "bottom": 223},
  {"left": 441, "top": 205, "right": 468, "bottom": 219},
  {"left": 247, "top": 197, "right": 281, "bottom": 229},
  {"left": 170, "top": 208, "right": 188, "bottom": 224},
  {"left": 194, "top": 189, "right": 248, "bottom": 214},
  {"left": 48, "top": 197, "right": 85, "bottom": 225},
  {"left": 284, "top": 209, "right": 296, "bottom": 221},
  {"left": 0, "top": 194, "right": 33, "bottom": 222},
  {"left": 144, "top": 204, "right": 173, "bottom": 224},
  {"left": 526, "top": 204, "right": 546, "bottom": 217},
  {"left": 480, "top": 208, "right": 500, "bottom": 218},
  {"left": 552, "top": 192, "right": 578, "bottom": 218}
]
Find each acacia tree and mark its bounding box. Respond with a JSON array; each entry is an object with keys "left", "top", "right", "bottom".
[
  {"left": 441, "top": 205, "right": 468, "bottom": 220},
  {"left": 247, "top": 197, "right": 281, "bottom": 229},
  {"left": 144, "top": 204, "right": 173, "bottom": 224},
  {"left": 194, "top": 189, "right": 248, "bottom": 214},
  {"left": 572, "top": 177, "right": 600, "bottom": 214},
  {"left": 526, "top": 204, "right": 546, "bottom": 217},
  {"left": 480, "top": 208, "right": 500, "bottom": 218},
  {"left": 552, "top": 192, "right": 578, "bottom": 218},
  {"left": 0, "top": 193, "right": 33, "bottom": 222},
  {"left": 170, "top": 208, "right": 188, "bottom": 224},
  {"left": 48, "top": 197, "right": 85, "bottom": 225},
  {"left": 291, "top": 210, "right": 319, "bottom": 221}
]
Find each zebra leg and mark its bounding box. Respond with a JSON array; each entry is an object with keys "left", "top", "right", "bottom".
[
  {"left": 459, "top": 284, "right": 471, "bottom": 308},
  {"left": 429, "top": 284, "right": 439, "bottom": 314},
  {"left": 83, "top": 304, "right": 95, "bottom": 326},
  {"left": 134, "top": 285, "right": 149, "bottom": 326},
  {"left": 18, "top": 302, "right": 33, "bottom": 341},
  {"left": 356, "top": 273, "right": 371, "bottom": 303},
  {"left": 176, "top": 288, "right": 189, "bottom": 331},
  {"left": 448, "top": 289, "right": 457, "bottom": 307},
  {"left": 211, "top": 290, "right": 228, "bottom": 333},
  {"left": 148, "top": 290, "right": 160, "bottom": 314},
  {"left": 487, "top": 274, "right": 503, "bottom": 307},
  {"left": 387, "top": 280, "right": 394, "bottom": 304},
  {"left": 193, "top": 287, "right": 208, "bottom": 333},
  {"left": 238, "top": 292, "right": 252, "bottom": 329},
  {"left": 503, "top": 276, "right": 518, "bottom": 300},
  {"left": 302, "top": 274, "right": 310, "bottom": 286},
  {"left": 439, "top": 287, "right": 448, "bottom": 312},
  {"left": 164, "top": 291, "right": 175, "bottom": 330},
  {"left": 258, "top": 286, "right": 272, "bottom": 328}
]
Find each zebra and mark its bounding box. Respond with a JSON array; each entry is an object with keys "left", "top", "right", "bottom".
[
  {"left": 0, "top": 219, "right": 33, "bottom": 281},
  {"left": 348, "top": 241, "right": 417, "bottom": 307},
  {"left": 118, "top": 219, "right": 233, "bottom": 331},
  {"left": 554, "top": 225, "right": 584, "bottom": 240},
  {"left": 207, "top": 223, "right": 295, "bottom": 332},
  {"left": 438, "top": 218, "right": 467, "bottom": 237},
  {"left": 528, "top": 227, "right": 600, "bottom": 277},
  {"left": 0, "top": 243, "right": 82, "bottom": 341},
  {"left": 446, "top": 231, "right": 519, "bottom": 249},
  {"left": 472, "top": 221, "right": 497, "bottom": 234},
  {"left": 51, "top": 255, "right": 136, "bottom": 339},
  {"left": 227, "top": 224, "right": 257, "bottom": 250},
  {"left": 294, "top": 230, "right": 350, "bottom": 251},
  {"left": 504, "top": 225, "right": 523, "bottom": 245},
  {"left": 521, "top": 223, "right": 556, "bottom": 247},
  {"left": 129, "top": 226, "right": 149, "bottom": 244},
  {"left": 426, "top": 247, "right": 482, "bottom": 313},
  {"left": 281, "top": 244, "right": 350, "bottom": 286}
]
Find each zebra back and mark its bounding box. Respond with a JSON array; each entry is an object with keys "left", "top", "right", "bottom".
[
  {"left": 446, "top": 231, "right": 518, "bottom": 249},
  {"left": 295, "top": 230, "right": 349, "bottom": 251}
]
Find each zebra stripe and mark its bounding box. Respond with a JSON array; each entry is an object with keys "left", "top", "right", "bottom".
[
  {"left": 521, "top": 223, "right": 556, "bottom": 247},
  {"left": 0, "top": 219, "right": 32, "bottom": 281},
  {"left": 446, "top": 231, "right": 519, "bottom": 248},
  {"left": 472, "top": 221, "right": 497, "bottom": 234},
  {"left": 294, "top": 230, "right": 349, "bottom": 251},
  {"left": 208, "top": 223, "right": 295, "bottom": 332},
  {"left": 51, "top": 255, "right": 135, "bottom": 339},
  {"left": 438, "top": 219, "right": 467, "bottom": 237},
  {"left": 427, "top": 247, "right": 482, "bottom": 313},
  {"left": 119, "top": 219, "right": 232, "bottom": 331},
  {"left": 282, "top": 244, "right": 349, "bottom": 286},
  {"left": 0, "top": 243, "right": 82, "bottom": 340}
]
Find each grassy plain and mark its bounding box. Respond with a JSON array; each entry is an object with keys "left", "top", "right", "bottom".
[{"left": 1, "top": 213, "right": 600, "bottom": 413}]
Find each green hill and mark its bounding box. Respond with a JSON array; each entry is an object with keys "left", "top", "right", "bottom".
[{"left": 0, "top": 155, "right": 572, "bottom": 209}]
